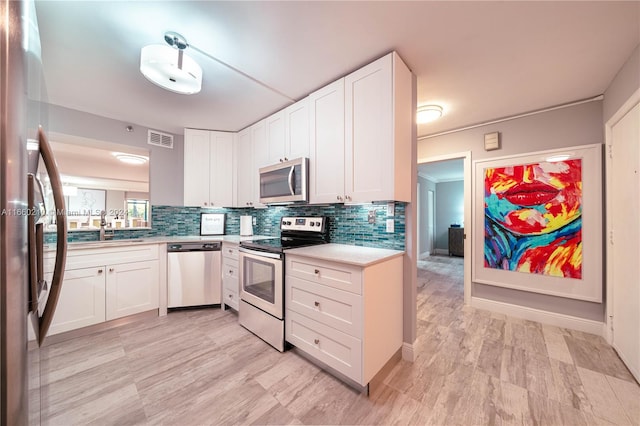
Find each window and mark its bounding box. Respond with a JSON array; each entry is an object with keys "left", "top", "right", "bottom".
[{"left": 126, "top": 199, "right": 149, "bottom": 225}]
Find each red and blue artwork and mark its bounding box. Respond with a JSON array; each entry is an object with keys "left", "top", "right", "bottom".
[{"left": 484, "top": 159, "right": 582, "bottom": 279}]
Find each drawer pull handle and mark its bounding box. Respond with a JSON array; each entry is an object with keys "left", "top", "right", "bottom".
[
  {"left": 228, "top": 250, "right": 233, "bottom": 253},
  {"left": 228, "top": 294, "right": 233, "bottom": 299},
  {"left": 314, "top": 269, "right": 320, "bottom": 275},
  {"left": 98, "top": 269, "right": 103, "bottom": 273},
  {"left": 314, "top": 301, "right": 320, "bottom": 307},
  {"left": 109, "top": 268, "right": 114, "bottom": 272},
  {"left": 229, "top": 270, "right": 233, "bottom": 274},
  {"left": 314, "top": 338, "right": 319, "bottom": 345}
]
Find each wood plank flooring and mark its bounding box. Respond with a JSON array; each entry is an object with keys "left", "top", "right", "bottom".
[{"left": 39, "top": 255, "right": 639, "bottom": 425}]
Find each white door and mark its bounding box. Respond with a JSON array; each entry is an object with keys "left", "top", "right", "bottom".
[
  {"left": 609, "top": 101, "right": 640, "bottom": 381},
  {"left": 106, "top": 260, "right": 160, "bottom": 320},
  {"left": 183, "top": 128, "right": 211, "bottom": 207},
  {"left": 309, "top": 78, "right": 345, "bottom": 204},
  {"left": 236, "top": 128, "right": 253, "bottom": 207}
]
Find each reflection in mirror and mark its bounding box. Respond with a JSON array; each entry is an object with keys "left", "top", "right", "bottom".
[{"left": 37, "top": 132, "right": 150, "bottom": 231}]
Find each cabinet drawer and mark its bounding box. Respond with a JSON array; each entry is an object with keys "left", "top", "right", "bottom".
[
  {"left": 222, "top": 280, "right": 239, "bottom": 310},
  {"left": 63, "top": 244, "right": 159, "bottom": 270},
  {"left": 286, "top": 256, "right": 362, "bottom": 295},
  {"left": 222, "top": 258, "right": 239, "bottom": 277},
  {"left": 286, "top": 275, "right": 361, "bottom": 337},
  {"left": 222, "top": 244, "right": 239, "bottom": 261},
  {"left": 286, "top": 310, "right": 362, "bottom": 384}
]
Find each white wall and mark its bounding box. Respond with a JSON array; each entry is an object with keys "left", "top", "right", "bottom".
[
  {"left": 434, "top": 180, "right": 464, "bottom": 251},
  {"left": 603, "top": 44, "right": 640, "bottom": 123},
  {"left": 417, "top": 175, "right": 435, "bottom": 256},
  {"left": 418, "top": 100, "right": 604, "bottom": 321}
]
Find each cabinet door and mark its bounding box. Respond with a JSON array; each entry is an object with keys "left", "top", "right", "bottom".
[
  {"left": 49, "top": 267, "right": 106, "bottom": 335},
  {"left": 106, "top": 260, "right": 159, "bottom": 320},
  {"left": 236, "top": 128, "right": 254, "bottom": 207},
  {"left": 209, "top": 131, "right": 234, "bottom": 207},
  {"left": 251, "top": 120, "right": 268, "bottom": 207},
  {"left": 344, "top": 54, "right": 393, "bottom": 203},
  {"left": 309, "top": 78, "right": 345, "bottom": 204},
  {"left": 184, "top": 128, "right": 211, "bottom": 206},
  {"left": 266, "top": 110, "right": 286, "bottom": 164},
  {"left": 285, "top": 98, "right": 309, "bottom": 160}
]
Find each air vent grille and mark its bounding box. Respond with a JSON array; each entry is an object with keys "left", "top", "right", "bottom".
[{"left": 147, "top": 129, "right": 173, "bottom": 149}]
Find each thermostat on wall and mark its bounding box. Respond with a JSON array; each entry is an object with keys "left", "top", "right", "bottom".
[{"left": 484, "top": 132, "right": 500, "bottom": 151}]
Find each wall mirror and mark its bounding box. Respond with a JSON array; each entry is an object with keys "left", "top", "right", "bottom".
[{"left": 38, "top": 132, "right": 151, "bottom": 231}]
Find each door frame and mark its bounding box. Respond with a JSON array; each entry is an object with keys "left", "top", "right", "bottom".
[
  {"left": 417, "top": 151, "right": 472, "bottom": 304},
  {"left": 604, "top": 87, "right": 640, "bottom": 344}
]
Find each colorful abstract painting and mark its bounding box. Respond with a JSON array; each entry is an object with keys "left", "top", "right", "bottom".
[{"left": 484, "top": 159, "right": 582, "bottom": 278}]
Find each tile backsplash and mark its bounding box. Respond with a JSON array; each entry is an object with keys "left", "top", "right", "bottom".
[{"left": 47, "top": 203, "right": 406, "bottom": 251}]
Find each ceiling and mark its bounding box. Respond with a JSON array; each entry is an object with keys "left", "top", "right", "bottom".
[{"left": 34, "top": 1, "right": 640, "bottom": 137}]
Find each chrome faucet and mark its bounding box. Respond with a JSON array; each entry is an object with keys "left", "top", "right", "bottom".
[{"left": 99, "top": 210, "right": 114, "bottom": 241}]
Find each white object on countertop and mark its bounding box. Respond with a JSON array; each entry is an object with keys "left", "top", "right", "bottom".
[{"left": 240, "top": 215, "right": 253, "bottom": 236}]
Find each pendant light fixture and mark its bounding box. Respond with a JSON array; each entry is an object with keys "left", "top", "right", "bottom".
[{"left": 140, "top": 32, "right": 202, "bottom": 95}]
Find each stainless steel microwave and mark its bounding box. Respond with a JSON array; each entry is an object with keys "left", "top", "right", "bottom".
[{"left": 259, "top": 157, "right": 308, "bottom": 204}]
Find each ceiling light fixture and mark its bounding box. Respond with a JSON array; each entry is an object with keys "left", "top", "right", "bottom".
[
  {"left": 114, "top": 153, "right": 148, "bottom": 165},
  {"left": 140, "top": 31, "right": 202, "bottom": 95},
  {"left": 417, "top": 105, "right": 443, "bottom": 124}
]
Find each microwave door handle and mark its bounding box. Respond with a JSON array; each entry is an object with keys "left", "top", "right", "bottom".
[
  {"left": 37, "top": 126, "right": 67, "bottom": 346},
  {"left": 288, "top": 166, "right": 295, "bottom": 196}
]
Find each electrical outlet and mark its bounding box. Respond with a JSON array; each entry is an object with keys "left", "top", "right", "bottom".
[
  {"left": 368, "top": 210, "right": 376, "bottom": 224},
  {"left": 386, "top": 219, "right": 394, "bottom": 233},
  {"left": 387, "top": 202, "right": 395, "bottom": 217}
]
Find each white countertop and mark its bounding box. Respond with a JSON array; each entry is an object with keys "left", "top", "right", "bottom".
[
  {"left": 286, "top": 243, "right": 404, "bottom": 267},
  {"left": 45, "top": 235, "right": 276, "bottom": 251}
]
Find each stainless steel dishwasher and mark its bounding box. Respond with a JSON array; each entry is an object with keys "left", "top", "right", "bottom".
[{"left": 167, "top": 242, "right": 222, "bottom": 308}]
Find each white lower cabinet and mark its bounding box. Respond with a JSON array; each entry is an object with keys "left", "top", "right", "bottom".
[
  {"left": 106, "top": 260, "right": 159, "bottom": 320},
  {"left": 221, "top": 242, "right": 240, "bottom": 310},
  {"left": 46, "top": 244, "right": 161, "bottom": 336},
  {"left": 48, "top": 267, "right": 106, "bottom": 335},
  {"left": 285, "top": 254, "right": 403, "bottom": 387}
]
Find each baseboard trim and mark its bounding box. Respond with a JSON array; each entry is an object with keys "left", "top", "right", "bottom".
[
  {"left": 419, "top": 251, "right": 431, "bottom": 259},
  {"left": 402, "top": 342, "right": 415, "bottom": 362},
  {"left": 433, "top": 248, "right": 448, "bottom": 255},
  {"left": 471, "top": 297, "right": 606, "bottom": 337}
]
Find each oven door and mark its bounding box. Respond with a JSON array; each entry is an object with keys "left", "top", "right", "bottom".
[{"left": 239, "top": 248, "right": 283, "bottom": 319}]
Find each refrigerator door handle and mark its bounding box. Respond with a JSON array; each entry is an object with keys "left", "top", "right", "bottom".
[{"left": 37, "top": 126, "right": 67, "bottom": 345}]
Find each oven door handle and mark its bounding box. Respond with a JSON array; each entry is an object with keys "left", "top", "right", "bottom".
[{"left": 239, "top": 247, "right": 282, "bottom": 260}]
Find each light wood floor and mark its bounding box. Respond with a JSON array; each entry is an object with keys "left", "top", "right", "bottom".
[{"left": 39, "top": 256, "right": 639, "bottom": 425}]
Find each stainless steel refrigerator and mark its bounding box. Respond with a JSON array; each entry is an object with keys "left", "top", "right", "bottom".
[{"left": 1, "top": 1, "right": 67, "bottom": 423}]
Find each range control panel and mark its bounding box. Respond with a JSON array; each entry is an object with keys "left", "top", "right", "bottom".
[{"left": 280, "top": 216, "right": 325, "bottom": 232}]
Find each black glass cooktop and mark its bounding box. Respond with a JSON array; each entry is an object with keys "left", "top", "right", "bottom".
[{"left": 240, "top": 237, "right": 326, "bottom": 254}]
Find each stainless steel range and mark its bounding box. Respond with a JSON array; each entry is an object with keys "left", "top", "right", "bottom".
[{"left": 239, "top": 216, "right": 328, "bottom": 351}]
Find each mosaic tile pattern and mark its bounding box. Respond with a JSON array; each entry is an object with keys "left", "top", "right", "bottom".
[{"left": 47, "top": 203, "right": 406, "bottom": 251}]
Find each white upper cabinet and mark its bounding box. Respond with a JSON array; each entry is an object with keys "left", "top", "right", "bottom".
[
  {"left": 309, "top": 79, "right": 345, "bottom": 204},
  {"left": 309, "top": 52, "right": 411, "bottom": 204},
  {"left": 266, "top": 98, "right": 310, "bottom": 165},
  {"left": 183, "top": 128, "right": 210, "bottom": 206},
  {"left": 251, "top": 119, "right": 268, "bottom": 207},
  {"left": 210, "top": 132, "right": 235, "bottom": 207},
  {"left": 285, "top": 98, "right": 310, "bottom": 161},
  {"left": 266, "top": 110, "right": 286, "bottom": 164},
  {"left": 235, "top": 128, "right": 254, "bottom": 207},
  {"left": 184, "top": 128, "right": 234, "bottom": 207}
]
